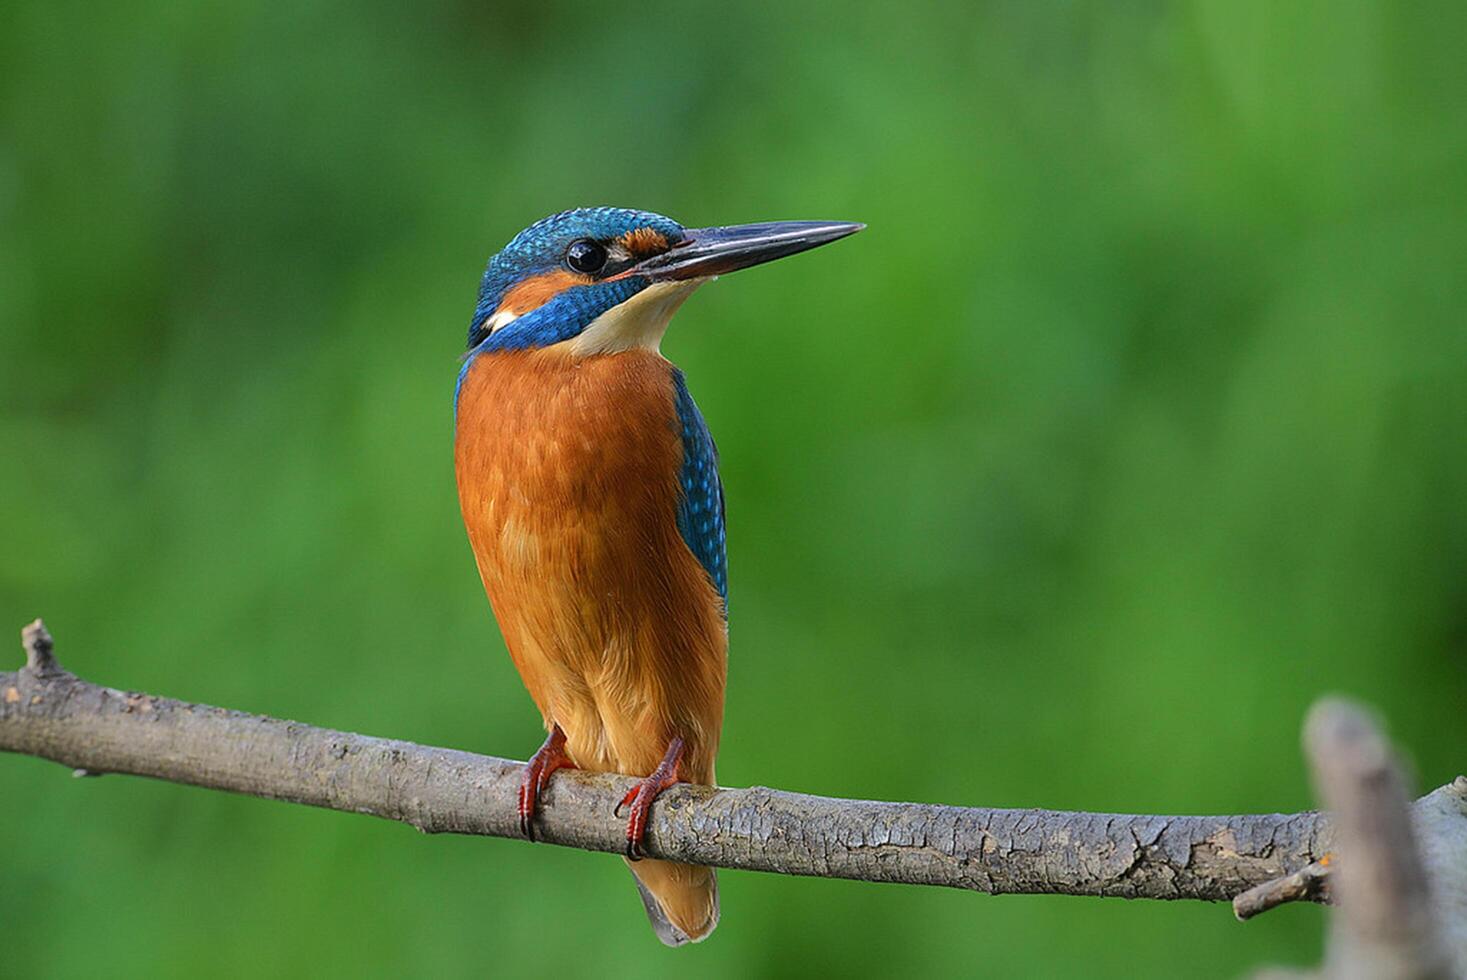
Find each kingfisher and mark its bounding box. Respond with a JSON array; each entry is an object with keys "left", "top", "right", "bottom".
[{"left": 453, "top": 207, "right": 862, "bottom": 945}]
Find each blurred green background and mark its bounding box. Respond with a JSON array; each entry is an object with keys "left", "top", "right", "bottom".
[{"left": 3, "top": 1, "right": 1464, "bottom": 976}]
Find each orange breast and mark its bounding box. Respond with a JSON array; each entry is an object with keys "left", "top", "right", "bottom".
[{"left": 454, "top": 347, "right": 727, "bottom": 783}]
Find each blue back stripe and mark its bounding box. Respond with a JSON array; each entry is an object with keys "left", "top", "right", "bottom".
[{"left": 670, "top": 370, "right": 727, "bottom": 606}]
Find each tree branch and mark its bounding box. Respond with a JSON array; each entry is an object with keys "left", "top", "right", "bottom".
[
  {"left": 1234, "top": 857, "right": 1334, "bottom": 921},
  {"left": 1, "top": 620, "right": 1459, "bottom": 911},
  {"left": 1306, "top": 699, "right": 1457, "bottom": 979}
]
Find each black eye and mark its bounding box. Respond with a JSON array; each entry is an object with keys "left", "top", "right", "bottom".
[{"left": 566, "top": 239, "right": 607, "bottom": 274}]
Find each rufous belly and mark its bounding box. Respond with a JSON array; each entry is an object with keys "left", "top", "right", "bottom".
[{"left": 454, "top": 346, "right": 727, "bottom": 784}]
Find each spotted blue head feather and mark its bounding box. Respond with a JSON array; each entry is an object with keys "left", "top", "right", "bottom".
[{"left": 467, "top": 207, "right": 685, "bottom": 351}]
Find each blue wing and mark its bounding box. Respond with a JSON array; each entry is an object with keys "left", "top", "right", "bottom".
[{"left": 670, "top": 370, "right": 728, "bottom": 607}]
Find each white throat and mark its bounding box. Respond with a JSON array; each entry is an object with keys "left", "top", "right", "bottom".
[{"left": 567, "top": 278, "right": 709, "bottom": 356}]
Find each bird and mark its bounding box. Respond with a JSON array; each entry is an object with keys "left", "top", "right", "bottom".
[{"left": 453, "top": 207, "right": 862, "bottom": 945}]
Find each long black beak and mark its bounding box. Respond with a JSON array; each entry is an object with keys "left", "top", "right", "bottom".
[{"left": 635, "top": 220, "right": 864, "bottom": 282}]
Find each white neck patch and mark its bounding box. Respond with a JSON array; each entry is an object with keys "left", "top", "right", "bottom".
[
  {"left": 484, "top": 308, "right": 520, "bottom": 334},
  {"left": 567, "top": 278, "right": 710, "bottom": 356}
]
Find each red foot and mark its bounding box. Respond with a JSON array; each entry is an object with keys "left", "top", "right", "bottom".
[
  {"left": 519, "top": 724, "right": 575, "bottom": 841},
  {"left": 615, "top": 736, "right": 685, "bottom": 861}
]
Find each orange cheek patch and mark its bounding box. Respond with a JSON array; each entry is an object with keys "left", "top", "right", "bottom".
[
  {"left": 618, "top": 227, "right": 669, "bottom": 257},
  {"left": 498, "top": 269, "right": 593, "bottom": 317}
]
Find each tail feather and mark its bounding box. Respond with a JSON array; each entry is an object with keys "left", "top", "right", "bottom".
[{"left": 626, "top": 858, "right": 719, "bottom": 947}]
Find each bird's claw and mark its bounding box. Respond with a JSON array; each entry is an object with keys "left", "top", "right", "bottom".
[
  {"left": 518, "top": 789, "right": 537, "bottom": 842},
  {"left": 518, "top": 724, "right": 573, "bottom": 842},
  {"left": 619, "top": 736, "right": 685, "bottom": 864},
  {"left": 517, "top": 768, "right": 539, "bottom": 841},
  {"left": 614, "top": 782, "right": 639, "bottom": 820}
]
